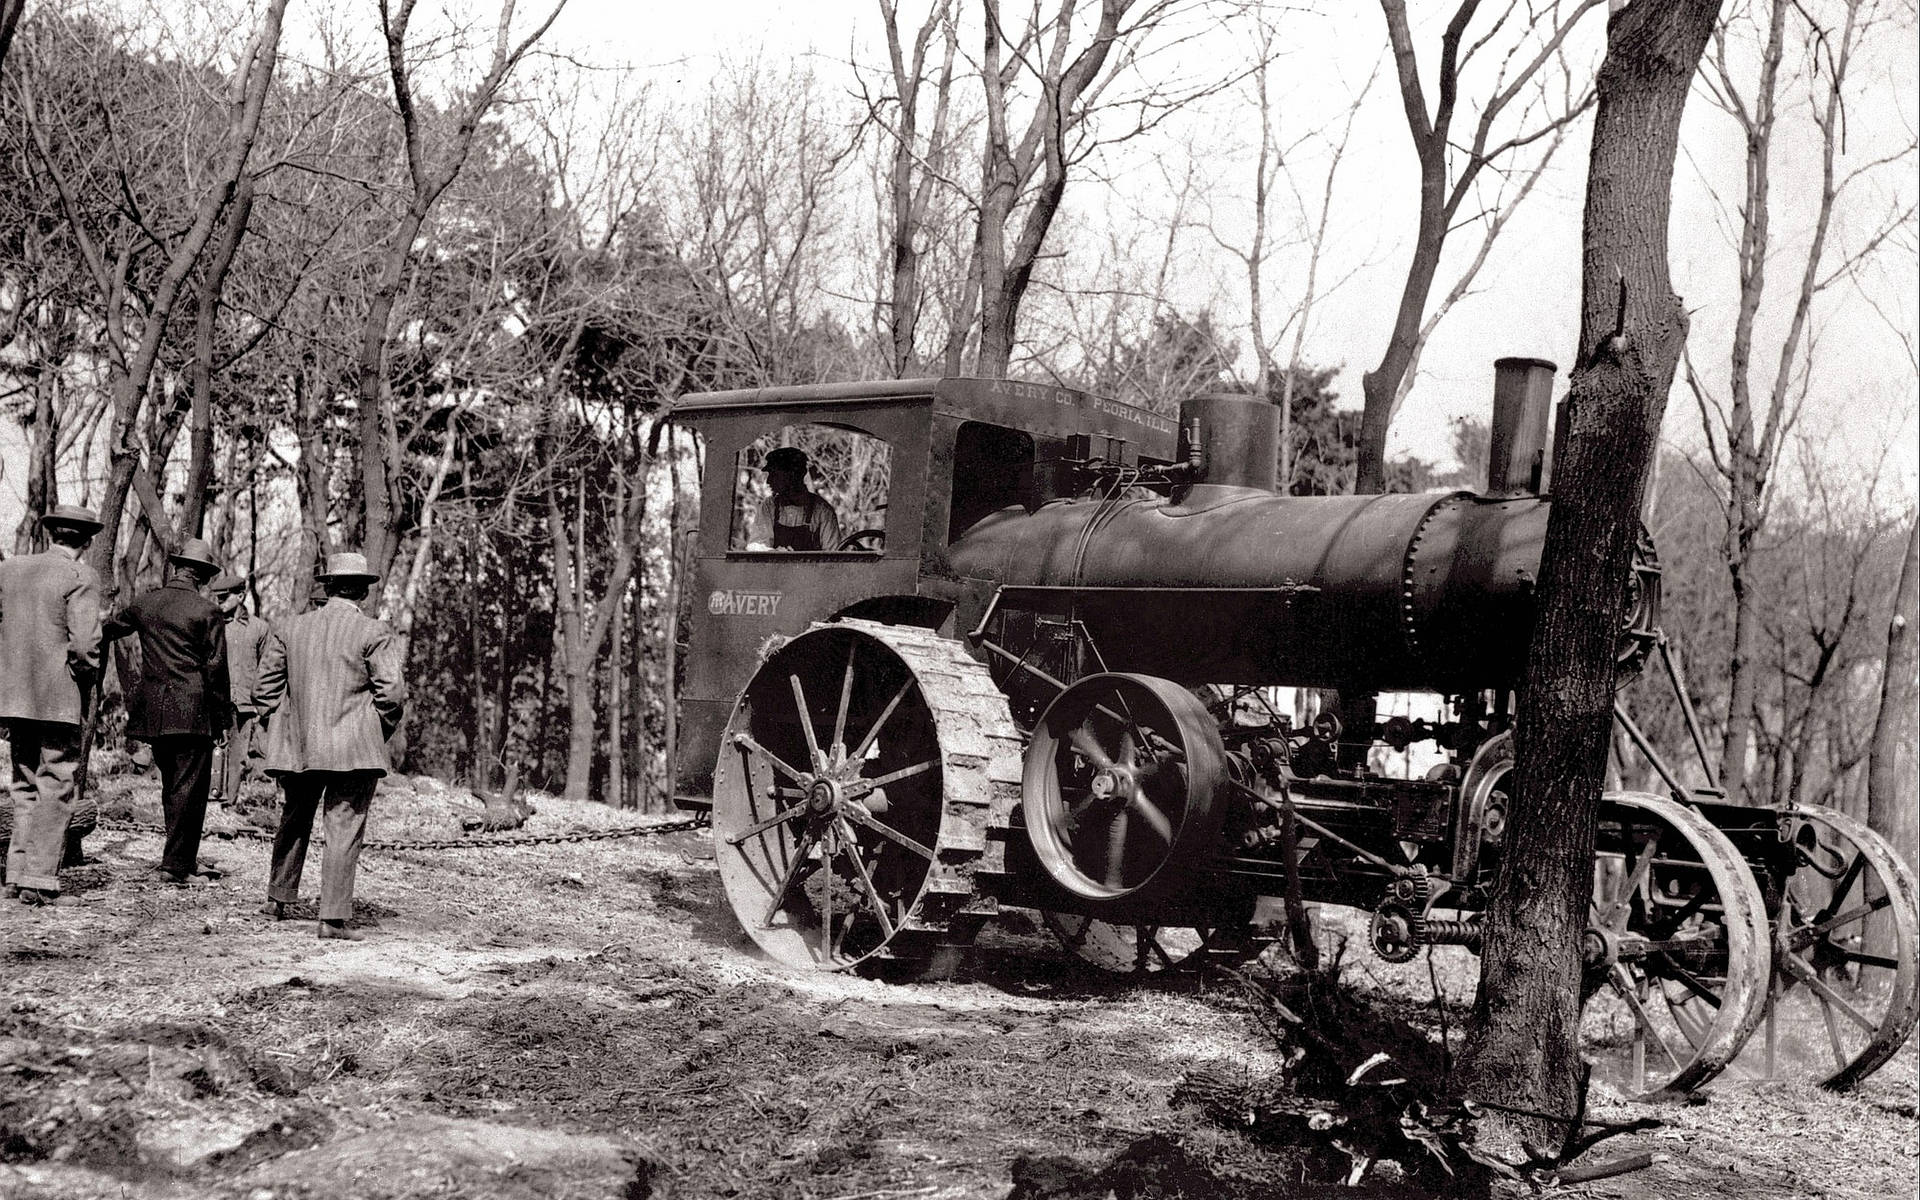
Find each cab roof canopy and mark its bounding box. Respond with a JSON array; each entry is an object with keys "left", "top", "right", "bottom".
[{"left": 671, "top": 376, "right": 1177, "bottom": 462}]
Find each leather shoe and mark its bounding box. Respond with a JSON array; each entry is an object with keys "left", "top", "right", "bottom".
[
  {"left": 259, "top": 901, "right": 288, "bottom": 920},
  {"left": 317, "top": 920, "right": 364, "bottom": 941},
  {"left": 19, "top": 889, "right": 79, "bottom": 907}
]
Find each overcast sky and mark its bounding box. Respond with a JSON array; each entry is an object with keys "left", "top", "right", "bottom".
[{"left": 549, "top": 0, "right": 1919, "bottom": 504}]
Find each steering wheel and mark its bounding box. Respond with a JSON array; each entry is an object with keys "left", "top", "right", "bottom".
[{"left": 836, "top": 528, "right": 885, "bottom": 553}]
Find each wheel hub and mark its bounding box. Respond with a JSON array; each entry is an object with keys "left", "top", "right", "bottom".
[
  {"left": 1090, "top": 767, "right": 1135, "bottom": 801},
  {"left": 808, "top": 777, "right": 842, "bottom": 813}
]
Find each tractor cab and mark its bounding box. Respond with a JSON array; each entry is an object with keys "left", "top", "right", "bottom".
[{"left": 668, "top": 377, "right": 1176, "bottom": 807}]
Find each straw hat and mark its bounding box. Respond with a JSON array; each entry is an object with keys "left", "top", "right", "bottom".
[{"left": 316, "top": 551, "right": 380, "bottom": 582}]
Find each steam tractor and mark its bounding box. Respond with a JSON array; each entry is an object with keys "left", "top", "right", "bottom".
[{"left": 668, "top": 362, "right": 1918, "bottom": 1100}]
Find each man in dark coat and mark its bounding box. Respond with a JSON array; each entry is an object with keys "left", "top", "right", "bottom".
[
  {"left": 0, "top": 505, "right": 105, "bottom": 906},
  {"left": 255, "top": 551, "right": 406, "bottom": 939},
  {"left": 104, "top": 537, "right": 231, "bottom": 883},
  {"left": 209, "top": 573, "right": 266, "bottom": 804}
]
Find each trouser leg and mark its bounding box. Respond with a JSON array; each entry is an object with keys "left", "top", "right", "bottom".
[
  {"left": 5, "top": 720, "right": 38, "bottom": 886},
  {"left": 156, "top": 735, "right": 214, "bottom": 876},
  {"left": 268, "top": 775, "right": 323, "bottom": 904},
  {"left": 317, "top": 774, "right": 375, "bottom": 922},
  {"left": 217, "top": 713, "right": 257, "bottom": 801},
  {"left": 7, "top": 721, "right": 78, "bottom": 892}
]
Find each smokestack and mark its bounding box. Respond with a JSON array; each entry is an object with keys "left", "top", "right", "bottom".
[
  {"left": 1486, "top": 357, "right": 1555, "bottom": 497},
  {"left": 1182, "top": 392, "right": 1280, "bottom": 491}
]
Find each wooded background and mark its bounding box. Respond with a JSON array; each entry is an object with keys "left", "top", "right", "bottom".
[{"left": 0, "top": 1, "right": 1911, "bottom": 871}]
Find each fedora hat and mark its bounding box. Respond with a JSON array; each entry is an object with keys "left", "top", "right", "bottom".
[
  {"left": 316, "top": 551, "right": 380, "bottom": 583},
  {"left": 40, "top": 505, "right": 103, "bottom": 534},
  {"left": 169, "top": 537, "right": 220, "bottom": 574}
]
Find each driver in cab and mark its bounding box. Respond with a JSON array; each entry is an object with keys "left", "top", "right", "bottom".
[{"left": 750, "top": 446, "right": 843, "bottom": 551}]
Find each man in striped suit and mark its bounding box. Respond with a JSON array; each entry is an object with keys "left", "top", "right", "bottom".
[
  {"left": 254, "top": 551, "right": 406, "bottom": 939},
  {"left": 103, "top": 536, "right": 232, "bottom": 884}
]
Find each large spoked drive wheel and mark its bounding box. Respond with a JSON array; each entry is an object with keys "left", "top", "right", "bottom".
[
  {"left": 712, "top": 621, "right": 1020, "bottom": 971},
  {"left": 1042, "top": 907, "right": 1269, "bottom": 976},
  {"left": 1022, "top": 673, "right": 1227, "bottom": 909},
  {"left": 1581, "top": 791, "right": 1771, "bottom": 1100},
  {"left": 1755, "top": 805, "right": 1919, "bottom": 1090}
]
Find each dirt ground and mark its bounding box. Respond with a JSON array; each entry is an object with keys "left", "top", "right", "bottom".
[{"left": 1, "top": 773, "right": 1914, "bottom": 1200}]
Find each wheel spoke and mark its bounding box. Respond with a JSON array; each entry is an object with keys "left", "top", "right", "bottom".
[
  {"left": 1654, "top": 953, "right": 1724, "bottom": 1009},
  {"left": 1821, "top": 994, "right": 1848, "bottom": 1070},
  {"left": 1779, "top": 952, "right": 1877, "bottom": 1032},
  {"left": 763, "top": 828, "right": 821, "bottom": 927},
  {"left": 1127, "top": 793, "right": 1173, "bottom": 843},
  {"left": 834, "top": 817, "right": 897, "bottom": 940},
  {"left": 1068, "top": 726, "right": 1114, "bottom": 770},
  {"left": 841, "top": 804, "right": 935, "bottom": 862},
  {"left": 1795, "top": 895, "right": 1891, "bottom": 945},
  {"left": 1843, "top": 950, "right": 1901, "bottom": 971},
  {"left": 733, "top": 734, "right": 810, "bottom": 786},
  {"left": 1650, "top": 886, "right": 1711, "bottom": 938},
  {"left": 1607, "top": 828, "right": 1664, "bottom": 925},
  {"left": 1611, "top": 965, "right": 1684, "bottom": 1073},
  {"left": 726, "top": 800, "right": 812, "bottom": 847},
  {"left": 1106, "top": 806, "right": 1132, "bottom": 888},
  {"left": 832, "top": 641, "right": 857, "bottom": 757},
  {"left": 850, "top": 676, "right": 916, "bottom": 762},
  {"left": 1814, "top": 851, "right": 1867, "bottom": 924},
  {"left": 789, "top": 674, "right": 824, "bottom": 772},
  {"left": 856, "top": 758, "right": 939, "bottom": 792},
  {"left": 819, "top": 827, "right": 835, "bottom": 962}
]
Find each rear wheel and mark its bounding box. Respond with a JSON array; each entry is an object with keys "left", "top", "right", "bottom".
[
  {"left": 1755, "top": 805, "right": 1920, "bottom": 1090},
  {"left": 1581, "top": 791, "right": 1771, "bottom": 1099},
  {"left": 711, "top": 621, "right": 1020, "bottom": 971}
]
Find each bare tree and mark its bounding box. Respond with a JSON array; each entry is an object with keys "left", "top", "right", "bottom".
[
  {"left": 1869, "top": 516, "right": 1918, "bottom": 868},
  {"left": 1355, "top": 0, "right": 1604, "bottom": 493},
  {"left": 357, "top": 0, "right": 568, "bottom": 585},
  {"left": 1464, "top": 0, "right": 1721, "bottom": 1137},
  {"left": 12, "top": 0, "right": 291, "bottom": 585},
  {"left": 1682, "top": 0, "right": 1915, "bottom": 799},
  {"left": 870, "top": 0, "right": 964, "bottom": 376}
]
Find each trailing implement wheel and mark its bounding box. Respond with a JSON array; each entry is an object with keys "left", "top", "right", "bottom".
[
  {"left": 711, "top": 621, "right": 1021, "bottom": 971},
  {"left": 1757, "top": 805, "right": 1919, "bottom": 1090},
  {"left": 1042, "top": 907, "right": 1271, "bottom": 976},
  {"left": 1022, "top": 673, "right": 1228, "bottom": 909},
  {"left": 1581, "top": 791, "right": 1771, "bottom": 1100}
]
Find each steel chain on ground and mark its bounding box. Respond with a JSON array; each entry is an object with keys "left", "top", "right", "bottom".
[{"left": 94, "top": 814, "right": 709, "bottom": 852}]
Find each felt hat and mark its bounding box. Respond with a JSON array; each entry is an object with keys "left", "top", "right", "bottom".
[
  {"left": 763, "top": 446, "right": 809, "bottom": 473},
  {"left": 210, "top": 572, "right": 247, "bottom": 594},
  {"left": 40, "top": 505, "right": 103, "bottom": 534},
  {"left": 168, "top": 537, "right": 220, "bottom": 574},
  {"left": 316, "top": 551, "right": 380, "bottom": 583}
]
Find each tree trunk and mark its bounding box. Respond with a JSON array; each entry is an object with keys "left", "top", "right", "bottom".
[
  {"left": 1868, "top": 519, "right": 1919, "bottom": 873},
  {"left": 1463, "top": 0, "right": 1720, "bottom": 1140},
  {"left": 1721, "top": 563, "right": 1757, "bottom": 798},
  {"left": 182, "top": 177, "right": 255, "bottom": 537}
]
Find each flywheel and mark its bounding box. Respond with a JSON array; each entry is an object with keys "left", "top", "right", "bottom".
[
  {"left": 1021, "top": 672, "right": 1228, "bottom": 910},
  {"left": 710, "top": 620, "right": 1022, "bottom": 971}
]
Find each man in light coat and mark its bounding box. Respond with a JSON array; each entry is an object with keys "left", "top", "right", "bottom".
[
  {"left": 209, "top": 573, "right": 267, "bottom": 804},
  {"left": 255, "top": 551, "right": 406, "bottom": 940},
  {"left": 104, "top": 537, "right": 231, "bottom": 883},
  {"left": 0, "top": 506, "right": 104, "bottom": 907}
]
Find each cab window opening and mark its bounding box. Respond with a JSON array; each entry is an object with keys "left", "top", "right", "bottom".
[
  {"left": 730, "top": 423, "right": 891, "bottom": 553},
  {"left": 948, "top": 421, "right": 1037, "bottom": 541}
]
